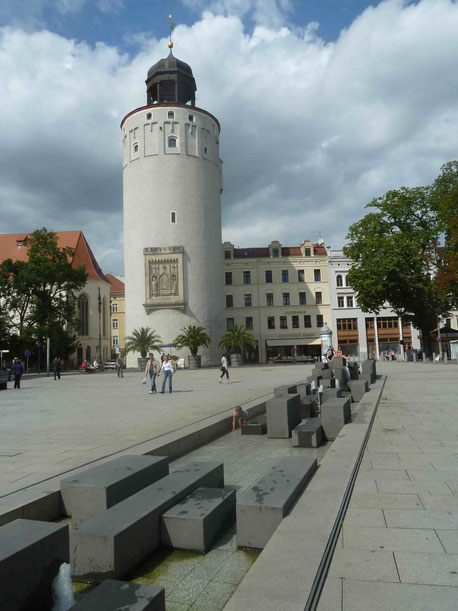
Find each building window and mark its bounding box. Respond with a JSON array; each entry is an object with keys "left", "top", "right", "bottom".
[
  {"left": 188, "top": 114, "right": 194, "bottom": 122},
  {"left": 265, "top": 270, "right": 273, "bottom": 283},
  {"left": 292, "top": 315, "right": 299, "bottom": 329},
  {"left": 304, "top": 315, "right": 311, "bottom": 328},
  {"left": 282, "top": 293, "right": 290, "bottom": 306},
  {"left": 170, "top": 211, "right": 176, "bottom": 223},
  {"left": 267, "top": 316, "right": 275, "bottom": 329},
  {"left": 146, "top": 112, "right": 152, "bottom": 120},
  {"left": 133, "top": 142, "right": 139, "bottom": 153},
  {"left": 226, "top": 294, "right": 233, "bottom": 307},
  {"left": 298, "top": 270, "right": 305, "bottom": 282},
  {"left": 112, "top": 319, "right": 118, "bottom": 329},
  {"left": 168, "top": 137, "right": 177, "bottom": 148},
  {"left": 281, "top": 270, "right": 289, "bottom": 283},
  {"left": 168, "top": 111, "right": 174, "bottom": 119},
  {"left": 305, "top": 248, "right": 311, "bottom": 256},
  {"left": 244, "top": 294, "right": 252, "bottom": 307},
  {"left": 336, "top": 275, "right": 343, "bottom": 287},
  {"left": 299, "top": 292, "right": 306, "bottom": 305},
  {"left": 224, "top": 250, "right": 231, "bottom": 259},
  {"left": 337, "top": 318, "right": 358, "bottom": 331},
  {"left": 243, "top": 271, "right": 251, "bottom": 284},
  {"left": 204, "top": 146, "right": 208, "bottom": 154},
  {"left": 266, "top": 293, "right": 274, "bottom": 306},
  {"left": 314, "top": 269, "right": 321, "bottom": 282},
  {"left": 315, "top": 291, "right": 322, "bottom": 304},
  {"left": 112, "top": 302, "right": 118, "bottom": 313},
  {"left": 345, "top": 276, "right": 351, "bottom": 287},
  {"left": 112, "top": 335, "right": 118, "bottom": 347},
  {"left": 316, "top": 315, "right": 324, "bottom": 327},
  {"left": 77, "top": 295, "right": 89, "bottom": 336},
  {"left": 280, "top": 316, "right": 288, "bottom": 329},
  {"left": 272, "top": 248, "right": 279, "bottom": 257},
  {"left": 338, "top": 296, "right": 344, "bottom": 308},
  {"left": 346, "top": 296, "right": 354, "bottom": 307},
  {"left": 225, "top": 272, "right": 232, "bottom": 285},
  {"left": 226, "top": 318, "right": 234, "bottom": 330},
  {"left": 246, "top": 317, "right": 253, "bottom": 330}
]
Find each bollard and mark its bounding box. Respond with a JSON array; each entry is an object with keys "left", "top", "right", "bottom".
[
  {"left": 433, "top": 352, "right": 436, "bottom": 363},
  {"left": 444, "top": 353, "right": 448, "bottom": 364},
  {"left": 422, "top": 352, "right": 426, "bottom": 363},
  {"left": 413, "top": 352, "right": 417, "bottom": 362}
]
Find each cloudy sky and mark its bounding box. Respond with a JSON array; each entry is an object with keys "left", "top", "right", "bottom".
[{"left": 1, "top": 0, "right": 457, "bottom": 276}]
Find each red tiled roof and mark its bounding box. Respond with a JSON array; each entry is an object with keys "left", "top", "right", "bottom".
[
  {"left": 233, "top": 248, "right": 270, "bottom": 258},
  {"left": 106, "top": 273, "right": 125, "bottom": 294},
  {"left": 0, "top": 231, "right": 109, "bottom": 283},
  {"left": 232, "top": 244, "right": 327, "bottom": 259}
]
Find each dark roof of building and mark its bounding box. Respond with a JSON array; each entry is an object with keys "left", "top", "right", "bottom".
[
  {"left": 147, "top": 51, "right": 193, "bottom": 79},
  {"left": 232, "top": 244, "right": 327, "bottom": 258}
]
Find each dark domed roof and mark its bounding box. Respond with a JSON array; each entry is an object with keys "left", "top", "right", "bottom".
[{"left": 147, "top": 51, "right": 193, "bottom": 79}]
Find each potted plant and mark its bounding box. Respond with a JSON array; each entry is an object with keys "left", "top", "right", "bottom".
[
  {"left": 218, "top": 324, "right": 257, "bottom": 367},
  {"left": 173, "top": 325, "right": 213, "bottom": 369},
  {"left": 125, "top": 327, "right": 162, "bottom": 371}
]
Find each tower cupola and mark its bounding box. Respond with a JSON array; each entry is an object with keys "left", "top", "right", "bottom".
[{"left": 146, "top": 50, "right": 197, "bottom": 106}]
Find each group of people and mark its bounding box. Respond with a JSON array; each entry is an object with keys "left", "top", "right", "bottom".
[
  {"left": 382, "top": 349, "right": 396, "bottom": 361},
  {"left": 143, "top": 353, "right": 175, "bottom": 393}
]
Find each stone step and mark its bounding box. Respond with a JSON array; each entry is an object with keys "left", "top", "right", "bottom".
[
  {"left": 70, "top": 461, "right": 224, "bottom": 582},
  {"left": 236, "top": 456, "right": 317, "bottom": 549},
  {"left": 292, "top": 419, "right": 323, "bottom": 448},
  {"left": 61, "top": 454, "right": 169, "bottom": 526},
  {"left": 161, "top": 487, "right": 236, "bottom": 553},
  {"left": 267, "top": 393, "right": 301, "bottom": 438},
  {"left": 241, "top": 414, "right": 267, "bottom": 435},
  {"left": 320, "top": 397, "right": 352, "bottom": 440},
  {"left": 69, "top": 579, "right": 165, "bottom": 610},
  {"left": 0, "top": 519, "right": 69, "bottom": 610}
]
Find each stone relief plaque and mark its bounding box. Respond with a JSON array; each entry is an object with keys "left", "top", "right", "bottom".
[{"left": 143, "top": 246, "right": 185, "bottom": 312}]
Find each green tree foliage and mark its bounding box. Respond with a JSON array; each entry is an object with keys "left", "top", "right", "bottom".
[
  {"left": 344, "top": 163, "right": 458, "bottom": 359},
  {"left": 125, "top": 327, "right": 162, "bottom": 358},
  {"left": 218, "top": 324, "right": 257, "bottom": 355},
  {"left": 0, "top": 228, "right": 88, "bottom": 361},
  {"left": 173, "top": 325, "right": 213, "bottom": 357}
]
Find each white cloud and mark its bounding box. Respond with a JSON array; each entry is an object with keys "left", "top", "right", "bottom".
[
  {"left": 181, "top": 0, "right": 293, "bottom": 27},
  {"left": 0, "top": 0, "right": 457, "bottom": 275}
]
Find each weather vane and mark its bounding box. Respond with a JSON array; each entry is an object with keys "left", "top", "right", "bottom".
[{"left": 168, "top": 14, "right": 175, "bottom": 49}]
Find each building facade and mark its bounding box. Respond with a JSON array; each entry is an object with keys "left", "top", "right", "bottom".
[
  {"left": 329, "top": 249, "right": 421, "bottom": 359},
  {"left": 222, "top": 240, "right": 331, "bottom": 363},
  {"left": 106, "top": 274, "right": 126, "bottom": 358},
  {"left": 121, "top": 47, "right": 224, "bottom": 366}
]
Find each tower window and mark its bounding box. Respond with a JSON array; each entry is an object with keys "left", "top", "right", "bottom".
[
  {"left": 168, "top": 137, "right": 177, "bottom": 148},
  {"left": 133, "top": 142, "right": 139, "bottom": 153},
  {"left": 146, "top": 112, "right": 152, "bottom": 120},
  {"left": 204, "top": 146, "right": 208, "bottom": 155},
  {"left": 170, "top": 211, "right": 176, "bottom": 223},
  {"left": 188, "top": 114, "right": 194, "bottom": 122},
  {"left": 168, "top": 111, "right": 175, "bottom": 119}
]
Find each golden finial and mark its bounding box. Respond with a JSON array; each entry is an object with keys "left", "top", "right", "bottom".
[{"left": 168, "top": 14, "right": 175, "bottom": 49}]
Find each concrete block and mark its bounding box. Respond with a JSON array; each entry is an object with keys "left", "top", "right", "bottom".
[
  {"left": 69, "top": 579, "right": 165, "bottom": 610},
  {"left": 362, "top": 359, "right": 376, "bottom": 382},
  {"left": 331, "top": 366, "right": 348, "bottom": 389},
  {"left": 296, "top": 381, "right": 312, "bottom": 399},
  {"left": 266, "top": 394, "right": 301, "bottom": 438},
  {"left": 348, "top": 380, "right": 369, "bottom": 402},
  {"left": 292, "top": 419, "right": 323, "bottom": 448},
  {"left": 71, "top": 461, "right": 224, "bottom": 582},
  {"left": 161, "top": 487, "right": 236, "bottom": 553},
  {"left": 61, "top": 455, "right": 169, "bottom": 525},
  {"left": 321, "top": 377, "right": 336, "bottom": 389},
  {"left": 241, "top": 414, "right": 267, "bottom": 435},
  {"left": 321, "top": 397, "right": 352, "bottom": 440},
  {"left": 301, "top": 395, "right": 318, "bottom": 419},
  {"left": 274, "top": 384, "right": 297, "bottom": 397},
  {"left": 348, "top": 362, "right": 360, "bottom": 380},
  {"left": 321, "top": 388, "right": 343, "bottom": 404},
  {"left": 313, "top": 361, "right": 328, "bottom": 371},
  {"left": 359, "top": 373, "right": 372, "bottom": 388},
  {"left": 331, "top": 356, "right": 346, "bottom": 368},
  {"left": 0, "top": 519, "right": 69, "bottom": 610},
  {"left": 236, "top": 457, "right": 317, "bottom": 549},
  {"left": 320, "top": 368, "right": 333, "bottom": 379}
]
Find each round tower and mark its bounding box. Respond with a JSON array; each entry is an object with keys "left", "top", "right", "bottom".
[{"left": 121, "top": 47, "right": 224, "bottom": 366}]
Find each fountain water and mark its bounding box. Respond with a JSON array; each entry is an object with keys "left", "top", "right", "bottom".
[{"left": 52, "top": 563, "right": 75, "bottom": 611}]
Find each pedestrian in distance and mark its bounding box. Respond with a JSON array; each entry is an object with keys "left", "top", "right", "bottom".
[
  {"left": 116, "top": 354, "right": 124, "bottom": 378},
  {"left": 159, "top": 355, "right": 174, "bottom": 393},
  {"left": 53, "top": 356, "right": 61, "bottom": 380},
  {"left": 145, "top": 352, "right": 160, "bottom": 394},
  {"left": 218, "top": 352, "right": 230, "bottom": 383},
  {"left": 11, "top": 359, "right": 24, "bottom": 389},
  {"left": 232, "top": 406, "right": 248, "bottom": 431}
]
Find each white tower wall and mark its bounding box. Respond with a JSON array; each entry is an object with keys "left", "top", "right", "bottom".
[{"left": 122, "top": 104, "right": 224, "bottom": 366}]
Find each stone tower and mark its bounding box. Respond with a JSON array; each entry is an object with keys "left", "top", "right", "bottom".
[{"left": 121, "top": 45, "right": 224, "bottom": 366}]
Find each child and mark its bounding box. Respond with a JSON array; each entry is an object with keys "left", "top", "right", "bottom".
[{"left": 232, "top": 406, "right": 248, "bottom": 431}]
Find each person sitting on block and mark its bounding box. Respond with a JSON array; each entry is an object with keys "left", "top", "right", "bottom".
[{"left": 233, "top": 406, "right": 248, "bottom": 431}]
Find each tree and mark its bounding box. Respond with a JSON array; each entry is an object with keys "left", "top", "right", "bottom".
[
  {"left": 344, "top": 182, "right": 455, "bottom": 359},
  {"left": 218, "top": 324, "right": 257, "bottom": 355},
  {"left": 125, "top": 327, "right": 162, "bottom": 358},
  {"left": 173, "top": 325, "right": 213, "bottom": 357}
]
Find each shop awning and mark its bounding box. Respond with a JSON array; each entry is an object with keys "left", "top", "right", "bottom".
[{"left": 266, "top": 338, "right": 321, "bottom": 347}]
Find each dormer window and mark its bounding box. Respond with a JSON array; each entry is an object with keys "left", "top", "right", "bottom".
[
  {"left": 16, "top": 240, "right": 24, "bottom": 247},
  {"left": 272, "top": 248, "right": 279, "bottom": 257},
  {"left": 168, "top": 137, "right": 177, "bottom": 148},
  {"left": 168, "top": 111, "right": 175, "bottom": 119}
]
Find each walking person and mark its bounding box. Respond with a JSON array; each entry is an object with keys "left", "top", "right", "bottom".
[
  {"left": 12, "top": 359, "right": 24, "bottom": 389},
  {"left": 116, "top": 354, "right": 124, "bottom": 378},
  {"left": 145, "top": 352, "right": 160, "bottom": 394},
  {"left": 53, "top": 356, "right": 61, "bottom": 380},
  {"left": 159, "top": 355, "right": 174, "bottom": 393},
  {"left": 218, "top": 352, "right": 230, "bottom": 384}
]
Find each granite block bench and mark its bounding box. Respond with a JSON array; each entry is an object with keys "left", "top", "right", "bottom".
[
  {"left": 361, "top": 359, "right": 377, "bottom": 383},
  {"left": 0, "top": 519, "right": 69, "bottom": 610},
  {"left": 296, "top": 381, "right": 312, "bottom": 400},
  {"left": 358, "top": 373, "right": 372, "bottom": 388},
  {"left": 71, "top": 461, "right": 224, "bottom": 582},
  {"left": 321, "top": 377, "right": 336, "bottom": 389},
  {"left": 320, "top": 397, "right": 352, "bottom": 440},
  {"left": 241, "top": 414, "right": 267, "bottom": 435},
  {"left": 301, "top": 395, "right": 319, "bottom": 419},
  {"left": 236, "top": 456, "right": 317, "bottom": 549},
  {"left": 267, "top": 393, "right": 301, "bottom": 438},
  {"left": 69, "top": 579, "right": 165, "bottom": 610},
  {"left": 292, "top": 419, "right": 323, "bottom": 448},
  {"left": 61, "top": 455, "right": 169, "bottom": 526},
  {"left": 274, "top": 383, "right": 297, "bottom": 396},
  {"left": 321, "top": 388, "right": 343, "bottom": 404},
  {"left": 161, "top": 487, "right": 236, "bottom": 553},
  {"left": 348, "top": 379, "right": 369, "bottom": 402}
]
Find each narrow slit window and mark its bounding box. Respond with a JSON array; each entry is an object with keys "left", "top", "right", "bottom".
[
  {"left": 188, "top": 114, "right": 194, "bottom": 122},
  {"left": 133, "top": 142, "right": 139, "bottom": 153},
  {"left": 170, "top": 211, "right": 176, "bottom": 223},
  {"left": 146, "top": 112, "right": 152, "bottom": 120}
]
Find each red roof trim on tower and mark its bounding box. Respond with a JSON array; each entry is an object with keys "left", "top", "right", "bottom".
[{"left": 120, "top": 103, "right": 220, "bottom": 132}]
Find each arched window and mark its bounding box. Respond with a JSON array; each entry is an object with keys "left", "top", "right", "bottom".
[
  {"left": 133, "top": 142, "right": 139, "bottom": 154},
  {"left": 77, "top": 294, "right": 89, "bottom": 336},
  {"left": 336, "top": 275, "right": 343, "bottom": 287},
  {"left": 168, "top": 137, "right": 177, "bottom": 148}
]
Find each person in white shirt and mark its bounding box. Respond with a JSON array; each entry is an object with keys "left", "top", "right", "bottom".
[
  {"left": 159, "top": 355, "right": 174, "bottom": 393},
  {"left": 218, "top": 352, "right": 230, "bottom": 384}
]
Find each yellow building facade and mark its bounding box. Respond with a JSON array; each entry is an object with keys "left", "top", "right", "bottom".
[{"left": 106, "top": 274, "right": 126, "bottom": 358}]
